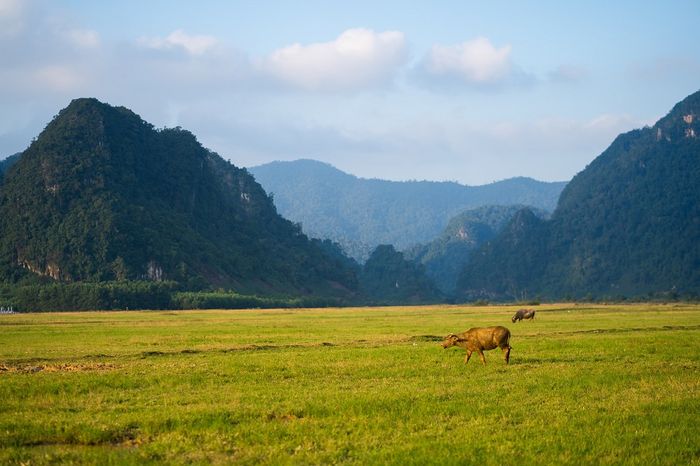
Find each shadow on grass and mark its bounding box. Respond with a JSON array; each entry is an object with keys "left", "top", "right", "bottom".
[
  {"left": 410, "top": 335, "right": 444, "bottom": 342},
  {"left": 519, "top": 324, "right": 700, "bottom": 339},
  {"left": 509, "top": 355, "right": 611, "bottom": 365},
  {"left": 7, "top": 422, "right": 141, "bottom": 447}
]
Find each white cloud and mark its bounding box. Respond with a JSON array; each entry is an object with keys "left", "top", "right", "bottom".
[
  {"left": 0, "top": 0, "right": 23, "bottom": 36},
  {"left": 323, "top": 112, "right": 647, "bottom": 185},
  {"left": 32, "top": 65, "right": 85, "bottom": 91},
  {"left": 548, "top": 64, "right": 587, "bottom": 83},
  {"left": 584, "top": 113, "right": 644, "bottom": 131},
  {"left": 0, "top": 0, "right": 20, "bottom": 16},
  {"left": 0, "top": 2, "right": 673, "bottom": 187},
  {"left": 626, "top": 57, "right": 700, "bottom": 82},
  {"left": 64, "top": 28, "right": 100, "bottom": 49},
  {"left": 261, "top": 28, "right": 407, "bottom": 91},
  {"left": 139, "top": 29, "right": 219, "bottom": 56},
  {"left": 422, "top": 37, "right": 513, "bottom": 85}
]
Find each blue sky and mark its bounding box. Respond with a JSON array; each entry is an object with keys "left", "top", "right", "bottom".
[{"left": 1, "top": 0, "right": 699, "bottom": 184}]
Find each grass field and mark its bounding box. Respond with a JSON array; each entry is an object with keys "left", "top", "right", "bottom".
[{"left": 0, "top": 303, "right": 699, "bottom": 465}]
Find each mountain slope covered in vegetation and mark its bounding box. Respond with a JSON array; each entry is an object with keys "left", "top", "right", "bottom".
[
  {"left": 458, "top": 90, "right": 700, "bottom": 300},
  {"left": 405, "top": 205, "right": 548, "bottom": 295},
  {"left": 249, "top": 159, "right": 566, "bottom": 260},
  {"left": 0, "top": 99, "right": 357, "bottom": 298},
  {"left": 359, "top": 245, "right": 442, "bottom": 304},
  {"left": 0, "top": 153, "right": 21, "bottom": 182}
]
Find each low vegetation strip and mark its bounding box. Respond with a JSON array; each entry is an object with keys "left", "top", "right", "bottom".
[
  {"left": 0, "top": 281, "right": 347, "bottom": 312},
  {"left": 0, "top": 304, "right": 698, "bottom": 465}
]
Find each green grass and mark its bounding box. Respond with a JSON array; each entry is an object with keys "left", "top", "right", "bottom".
[{"left": 0, "top": 303, "right": 699, "bottom": 465}]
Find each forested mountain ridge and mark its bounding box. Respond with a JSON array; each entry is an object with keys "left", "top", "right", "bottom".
[
  {"left": 0, "top": 153, "right": 21, "bottom": 182},
  {"left": 458, "top": 90, "right": 700, "bottom": 300},
  {"left": 359, "top": 245, "right": 443, "bottom": 304},
  {"left": 0, "top": 98, "right": 357, "bottom": 297},
  {"left": 405, "top": 205, "right": 548, "bottom": 295},
  {"left": 249, "top": 159, "right": 567, "bottom": 261}
]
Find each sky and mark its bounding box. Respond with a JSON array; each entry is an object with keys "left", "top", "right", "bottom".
[{"left": 1, "top": 0, "right": 699, "bottom": 185}]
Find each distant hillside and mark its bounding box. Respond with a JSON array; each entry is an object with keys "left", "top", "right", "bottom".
[
  {"left": 458, "top": 90, "right": 700, "bottom": 300},
  {"left": 0, "top": 153, "right": 21, "bottom": 182},
  {"left": 249, "top": 159, "right": 567, "bottom": 260},
  {"left": 359, "top": 245, "right": 443, "bottom": 304},
  {"left": 0, "top": 98, "right": 358, "bottom": 298},
  {"left": 405, "top": 205, "right": 548, "bottom": 295}
]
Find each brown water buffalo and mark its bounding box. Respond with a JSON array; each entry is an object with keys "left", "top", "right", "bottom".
[
  {"left": 442, "top": 326, "right": 511, "bottom": 365},
  {"left": 512, "top": 309, "right": 536, "bottom": 323}
]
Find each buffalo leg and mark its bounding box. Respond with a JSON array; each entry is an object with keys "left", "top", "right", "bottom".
[
  {"left": 464, "top": 350, "right": 472, "bottom": 364},
  {"left": 478, "top": 350, "right": 486, "bottom": 365},
  {"left": 503, "top": 346, "right": 511, "bottom": 364}
]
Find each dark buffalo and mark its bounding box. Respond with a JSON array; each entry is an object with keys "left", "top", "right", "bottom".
[{"left": 512, "top": 309, "right": 536, "bottom": 323}]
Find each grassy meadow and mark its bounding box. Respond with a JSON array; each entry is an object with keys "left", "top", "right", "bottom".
[{"left": 0, "top": 303, "right": 698, "bottom": 465}]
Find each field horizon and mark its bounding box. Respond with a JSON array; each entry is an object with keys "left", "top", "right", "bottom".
[{"left": 1, "top": 303, "right": 698, "bottom": 464}]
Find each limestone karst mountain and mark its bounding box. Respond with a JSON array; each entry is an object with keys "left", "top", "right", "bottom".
[
  {"left": 0, "top": 98, "right": 357, "bottom": 298},
  {"left": 458, "top": 90, "right": 700, "bottom": 300}
]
